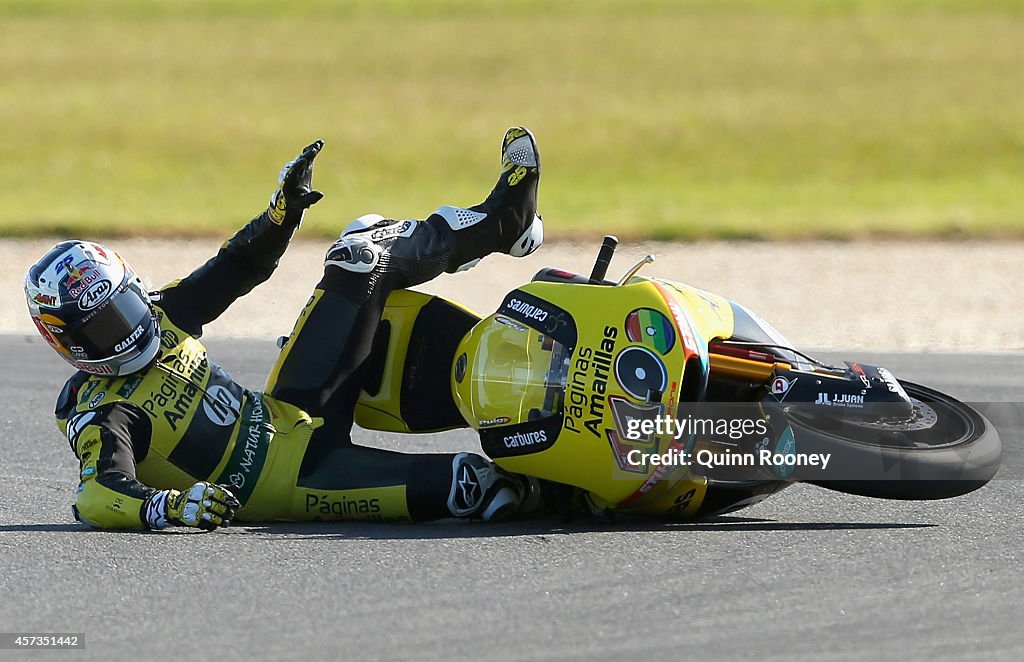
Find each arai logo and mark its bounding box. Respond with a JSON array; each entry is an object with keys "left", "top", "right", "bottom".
[{"left": 78, "top": 280, "right": 113, "bottom": 310}]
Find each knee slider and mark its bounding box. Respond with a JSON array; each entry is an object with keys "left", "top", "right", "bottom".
[
  {"left": 325, "top": 234, "right": 381, "bottom": 273},
  {"left": 326, "top": 214, "right": 418, "bottom": 273}
]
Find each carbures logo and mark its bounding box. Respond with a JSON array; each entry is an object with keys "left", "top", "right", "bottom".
[{"left": 503, "top": 430, "right": 547, "bottom": 448}]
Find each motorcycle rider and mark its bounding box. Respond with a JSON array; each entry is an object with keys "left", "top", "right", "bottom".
[{"left": 25, "top": 128, "right": 544, "bottom": 530}]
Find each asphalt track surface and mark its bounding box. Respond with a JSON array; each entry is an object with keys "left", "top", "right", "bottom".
[{"left": 1, "top": 335, "right": 1022, "bottom": 661}]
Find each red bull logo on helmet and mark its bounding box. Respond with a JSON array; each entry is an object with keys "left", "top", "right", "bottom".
[
  {"left": 54, "top": 243, "right": 113, "bottom": 289},
  {"left": 66, "top": 265, "right": 100, "bottom": 294},
  {"left": 53, "top": 243, "right": 123, "bottom": 297}
]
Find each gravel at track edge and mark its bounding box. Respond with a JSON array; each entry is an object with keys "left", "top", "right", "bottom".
[{"left": 5, "top": 238, "right": 1022, "bottom": 351}]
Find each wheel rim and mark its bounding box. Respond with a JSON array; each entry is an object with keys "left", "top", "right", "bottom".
[
  {"left": 786, "top": 386, "right": 980, "bottom": 451},
  {"left": 849, "top": 398, "right": 938, "bottom": 432}
]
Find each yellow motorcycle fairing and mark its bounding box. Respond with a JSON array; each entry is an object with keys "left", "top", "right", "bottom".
[
  {"left": 645, "top": 278, "right": 736, "bottom": 350},
  {"left": 453, "top": 278, "right": 737, "bottom": 510}
]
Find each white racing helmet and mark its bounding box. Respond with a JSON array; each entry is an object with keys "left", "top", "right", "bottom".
[{"left": 25, "top": 241, "right": 160, "bottom": 377}]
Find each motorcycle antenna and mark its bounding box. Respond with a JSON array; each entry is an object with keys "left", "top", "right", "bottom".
[{"left": 589, "top": 235, "right": 618, "bottom": 284}]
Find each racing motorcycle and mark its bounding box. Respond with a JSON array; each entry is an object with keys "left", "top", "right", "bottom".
[{"left": 353, "top": 237, "right": 1002, "bottom": 519}]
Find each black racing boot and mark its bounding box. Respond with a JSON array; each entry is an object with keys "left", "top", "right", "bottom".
[
  {"left": 428, "top": 127, "right": 544, "bottom": 272},
  {"left": 446, "top": 453, "right": 541, "bottom": 521}
]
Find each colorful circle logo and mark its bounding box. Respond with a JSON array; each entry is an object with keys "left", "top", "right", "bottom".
[
  {"left": 625, "top": 308, "right": 675, "bottom": 355},
  {"left": 614, "top": 347, "right": 669, "bottom": 400}
]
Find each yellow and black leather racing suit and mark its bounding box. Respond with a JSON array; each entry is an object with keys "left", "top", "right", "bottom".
[{"left": 56, "top": 207, "right": 496, "bottom": 528}]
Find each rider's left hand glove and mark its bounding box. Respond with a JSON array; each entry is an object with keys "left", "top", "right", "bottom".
[
  {"left": 268, "top": 140, "right": 325, "bottom": 226},
  {"left": 144, "top": 482, "right": 240, "bottom": 531}
]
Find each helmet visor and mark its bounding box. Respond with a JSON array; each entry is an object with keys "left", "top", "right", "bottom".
[{"left": 60, "top": 282, "right": 155, "bottom": 359}]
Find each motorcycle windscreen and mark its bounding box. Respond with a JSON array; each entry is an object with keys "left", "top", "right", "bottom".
[{"left": 453, "top": 314, "right": 569, "bottom": 429}]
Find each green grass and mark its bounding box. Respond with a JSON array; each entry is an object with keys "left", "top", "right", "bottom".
[{"left": 1, "top": 0, "right": 1023, "bottom": 240}]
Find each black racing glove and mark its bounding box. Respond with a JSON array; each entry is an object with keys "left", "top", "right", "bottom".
[{"left": 268, "top": 140, "right": 325, "bottom": 226}]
